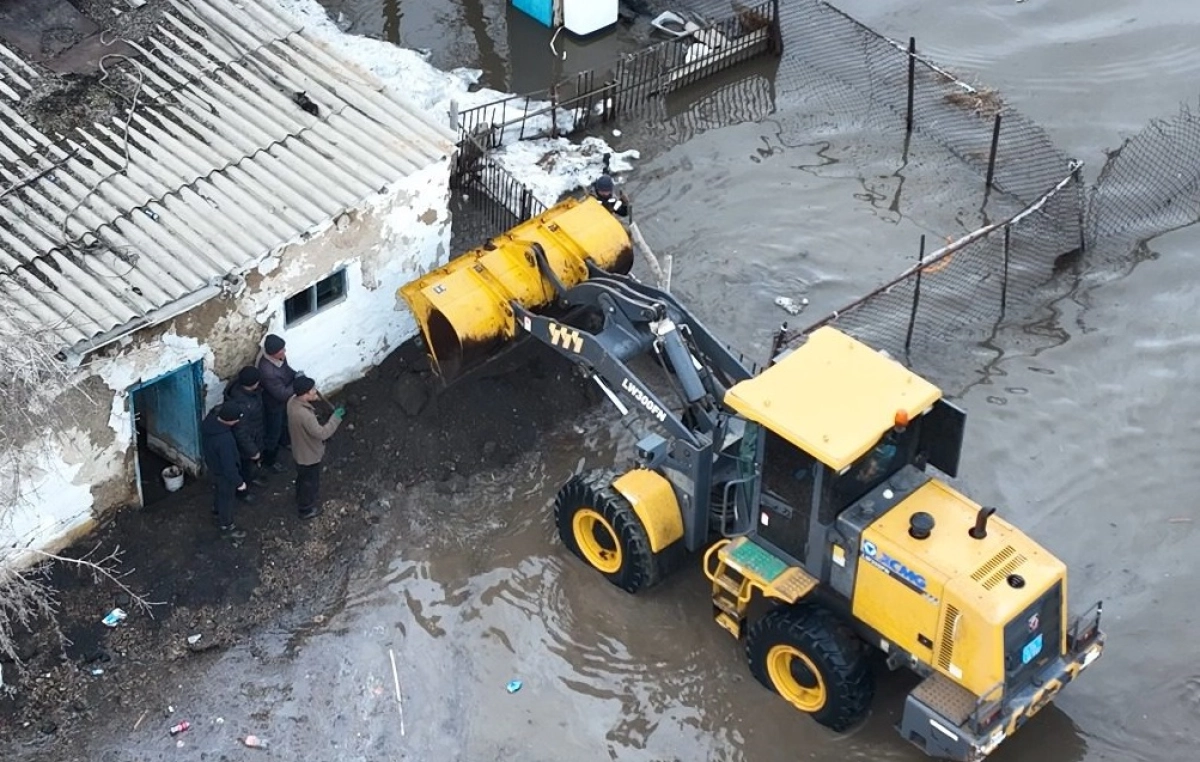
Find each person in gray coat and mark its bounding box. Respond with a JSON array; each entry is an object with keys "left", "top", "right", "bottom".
[{"left": 286, "top": 376, "right": 343, "bottom": 520}]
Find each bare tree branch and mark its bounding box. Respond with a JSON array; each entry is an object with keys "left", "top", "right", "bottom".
[{"left": 0, "top": 297, "right": 154, "bottom": 670}]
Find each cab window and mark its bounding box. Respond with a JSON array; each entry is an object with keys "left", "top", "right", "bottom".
[{"left": 832, "top": 424, "right": 920, "bottom": 507}]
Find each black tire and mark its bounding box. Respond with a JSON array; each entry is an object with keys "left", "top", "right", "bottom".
[
  {"left": 554, "top": 469, "right": 661, "bottom": 594},
  {"left": 746, "top": 603, "right": 874, "bottom": 732}
]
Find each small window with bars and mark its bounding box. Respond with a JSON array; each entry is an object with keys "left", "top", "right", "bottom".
[{"left": 283, "top": 269, "right": 348, "bottom": 326}]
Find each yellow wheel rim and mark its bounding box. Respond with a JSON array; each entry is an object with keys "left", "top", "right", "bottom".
[
  {"left": 572, "top": 508, "right": 623, "bottom": 574},
  {"left": 766, "top": 645, "right": 826, "bottom": 712}
]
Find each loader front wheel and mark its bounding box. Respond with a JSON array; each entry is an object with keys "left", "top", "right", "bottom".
[
  {"left": 555, "top": 470, "right": 660, "bottom": 594},
  {"left": 746, "top": 604, "right": 874, "bottom": 732}
]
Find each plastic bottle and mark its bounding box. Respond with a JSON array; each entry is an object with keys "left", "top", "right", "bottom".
[{"left": 169, "top": 721, "right": 191, "bottom": 736}]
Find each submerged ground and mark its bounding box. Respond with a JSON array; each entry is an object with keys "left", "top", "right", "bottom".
[{"left": 4, "top": 1, "right": 1200, "bottom": 761}]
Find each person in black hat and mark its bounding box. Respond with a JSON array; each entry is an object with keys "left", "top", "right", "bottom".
[
  {"left": 224, "top": 365, "right": 267, "bottom": 487},
  {"left": 286, "top": 375, "right": 344, "bottom": 520},
  {"left": 257, "top": 333, "right": 297, "bottom": 472},
  {"left": 590, "top": 173, "right": 631, "bottom": 218},
  {"left": 201, "top": 402, "right": 252, "bottom": 539}
]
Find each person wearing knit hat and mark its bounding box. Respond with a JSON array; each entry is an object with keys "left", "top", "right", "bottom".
[
  {"left": 202, "top": 401, "right": 251, "bottom": 539},
  {"left": 257, "top": 333, "right": 297, "bottom": 472},
  {"left": 286, "top": 375, "right": 344, "bottom": 520},
  {"left": 590, "top": 173, "right": 630, "bottom": 218},
  {"left": 224, "top": 365, "right": 268, "bottom": 488}
]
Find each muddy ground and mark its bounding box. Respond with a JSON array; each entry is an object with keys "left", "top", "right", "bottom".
[
  {"left": 4, "top": 1, "right": 1200, "bottom": 761},
  {"left": 0, "top": 339, "right": 595, "bottom": 755}
]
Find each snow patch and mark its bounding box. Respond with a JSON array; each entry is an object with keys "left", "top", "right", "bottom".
[
  {"left": 1, "top": 441, "right": 94, "bottom": 563},
  {"left": 276, "top": 0, "right": 574, "bottom": 142},
  {"left": 491, "top": 137, "right": 640, "bottom": 207},
  {"left": 98, "top": 334, "right": 213, "bottom": 438}
]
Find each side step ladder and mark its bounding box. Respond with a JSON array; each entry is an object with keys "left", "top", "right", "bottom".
[{"left": 704, "top": 537, "right": 817, "bottom": 639}]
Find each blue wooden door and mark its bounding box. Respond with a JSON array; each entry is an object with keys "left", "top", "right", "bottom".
[{"left": 131, "top": 362, "right": 204, "bottom": 475}]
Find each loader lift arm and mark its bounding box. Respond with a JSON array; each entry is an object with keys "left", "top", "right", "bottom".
[
  {"left": 512, "top": 258, "right": 759, "bottom": 551},
  {"left": 515, "top": 253, "right": 755, "bottom": 440}
]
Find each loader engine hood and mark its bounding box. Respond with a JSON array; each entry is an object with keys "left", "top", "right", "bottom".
[{"left": 843, "top": 474, "right": 1068, "bottom": 696}]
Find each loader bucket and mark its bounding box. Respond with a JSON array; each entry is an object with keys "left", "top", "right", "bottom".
[{"left": 399, "top": 196, "right": 633, "bottom": 380}]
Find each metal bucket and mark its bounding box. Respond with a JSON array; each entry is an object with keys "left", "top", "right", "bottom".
[
  {"left": 399, "top": 196, "right": 632, "bottom": 380},
  {"left": 162, "top": 466, "right": 184, "bottom": 492}
]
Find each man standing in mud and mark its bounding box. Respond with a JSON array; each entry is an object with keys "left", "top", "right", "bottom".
[
  {"left": 201, "top": 402, "right": 250, "bottom": 539},
  {"left": 287, "top": 376, "right": 344, "bottom": 520},
  {"left": 257, "top": 334, "right": 296, "bottom": 473},
  {"left": 225, "top": 366, "right": 267, "bottom": 487}
]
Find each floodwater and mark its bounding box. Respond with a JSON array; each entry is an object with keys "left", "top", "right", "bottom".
[{"left": 29, "top": 1, "right": 1200, "bottom": 760}]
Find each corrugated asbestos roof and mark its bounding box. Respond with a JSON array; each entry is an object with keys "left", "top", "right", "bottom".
[{"left": 0, "top": 0, "right": 455, "bottom": 358}]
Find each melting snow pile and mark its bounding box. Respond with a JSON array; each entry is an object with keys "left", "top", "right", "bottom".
[
  {"left": 276, "top": 0, "right": 577, "bottom": 144},
  {"left": 491, "top": 137, "right": 640, "bottom": 207}
]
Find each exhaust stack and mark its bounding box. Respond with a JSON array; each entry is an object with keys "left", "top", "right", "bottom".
[{"left": 969, "top": 507, "right": 996, "bottom": 539}]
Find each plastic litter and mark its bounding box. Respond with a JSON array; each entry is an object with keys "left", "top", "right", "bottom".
[
  {"left": 773, "top": 296, "right": 808, "bottom": 316},
  {"left": 90, "top": 668, "right": 105, "bottom": 676},
  {"left": 243, "top": 734, "right": 268, "bottom": 749},
  {"left": 186, "top": 634, "right": 202, "bottom": 645},
  {"left": 506, "top": 680, "right": 523, "bottom": 694},
  {"left": 101, "top": 608, "right": 127, "bottom": 627}
]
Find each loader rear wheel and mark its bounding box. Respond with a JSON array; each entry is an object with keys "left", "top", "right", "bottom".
[
  {"left": 746, "top": 604, "right": 874, "bottom": 732},
  {"left": 555, "top": 470, "right": 660, "bottom": 593}
]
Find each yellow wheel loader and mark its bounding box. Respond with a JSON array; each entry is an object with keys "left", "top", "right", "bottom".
[{"left": 399, "top": 196, "right": 1105, "bottom": 761}]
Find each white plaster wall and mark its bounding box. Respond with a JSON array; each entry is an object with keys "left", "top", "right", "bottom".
[
  {"left": 1, "top": 334, "right": 219, "bottom": 567},
  {"left": 0, "top": 157, "right": 452, "bottom": 565},
  {"left": 251, "top": 157, "right": 452, "bottom": 393},
  {"left": 1, "top": 441, "right": 95, "bottom": 566}
]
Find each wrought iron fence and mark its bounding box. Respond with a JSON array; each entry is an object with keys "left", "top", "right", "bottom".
[
  {"left": 457, "top": 70, "right": 619, "bottom": 151},
  {"left": 450, "top": 0, "right": 780, "bottom": 254},
  {"left": 454, "top": 0, "right": 780, "bottom": 151},
  {"left": 449, "top": 136, "right": 547, "bottom": 256}
]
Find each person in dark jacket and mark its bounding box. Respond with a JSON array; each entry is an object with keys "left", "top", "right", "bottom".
[
  {"left": 225, "top": 365, "right": 267, "bottom": 487},
  {"left": 257, "top": 333, "right": 297, "bottom": 472},
  {"left": 201, "top": 402, "right": 251, "bottom": 538},
  {"left": 590, "top": 174, "right": 631, "bottom": 218}
]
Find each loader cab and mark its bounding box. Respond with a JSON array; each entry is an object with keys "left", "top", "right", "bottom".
[{"left": 724, "top": 327, "right": 966, "bottom": 572}]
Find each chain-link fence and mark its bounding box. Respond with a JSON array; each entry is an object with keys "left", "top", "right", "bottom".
[
  {"left": 1085, "top": 101, "right": 1200, "bottom": 263},
  {"left": 449, "top": 0, "right": 1200, "bottom": 386},
  {"left": 794, "top": 170, "right": 1083, "bottom": 377}
]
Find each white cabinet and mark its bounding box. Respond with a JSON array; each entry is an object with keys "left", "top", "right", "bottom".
[{"left": 562, "top": 0, "right": 619, "bottom": 36}]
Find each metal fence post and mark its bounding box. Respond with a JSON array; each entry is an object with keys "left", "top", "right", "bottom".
[
  {"left": 905, "top": 234, "right": 925, "bottom": 354},
  {"left": 1000, "top": 225, "right": 1011, "bottom": 317},
  {"left": 1074, "top": 165, "right": 1088, "bottom": 254},
  {"left": 985, "top": 113, "right": 1002, "bottom": 190},
  {"left": 905, "top": 37, "right": 916, "bottom": 134},
  {"left": 550, "top": 85, "right": 559, "bottom": 139},
  {"left": 770, "top": 0, "right": 784, "bottom": 55}
]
